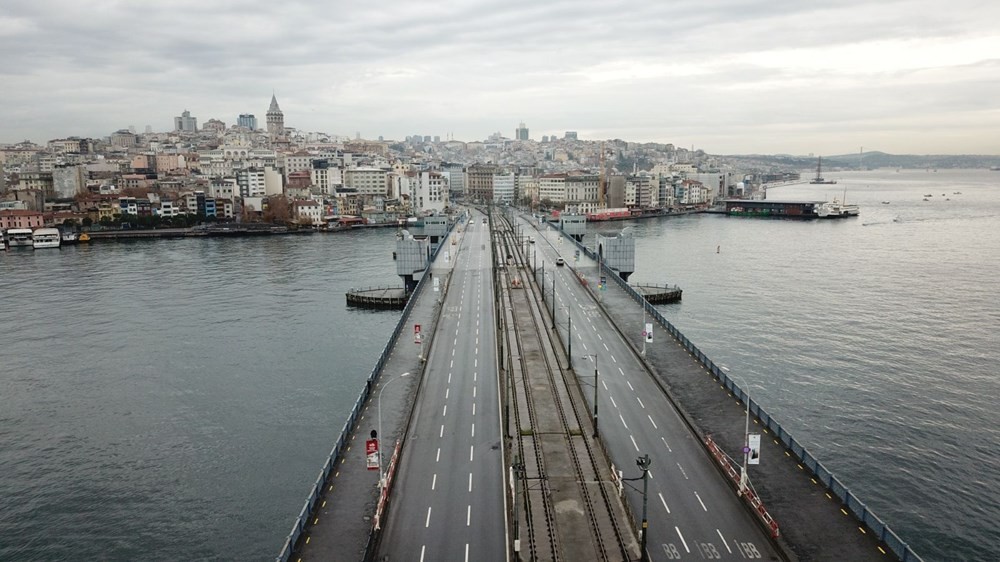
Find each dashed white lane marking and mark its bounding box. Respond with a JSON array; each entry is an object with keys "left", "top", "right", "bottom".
[
  {"left": 611, "top": 355, "right": 617, "bottom": 363},
  {"left": 450, "top": 360, "right": 454, "bottom": 368},
  {"left": 436, "top": 448, "right": 441, "bottom": 462},
  {"left": 694, "top": 491, "right": 708, "bottom": 512},
  {"left": 675, "top": 526, "right": 690, "bottom": 553},
  {"left": 425, "top": 507, "right": 432, "bottom": 528},
  {"left": 452, "top": 349, "right": 456, "bottom": 357},
  {"left": 602, "top": 380, "right": 608, "bottom": 391},
  {"left": 442, "top": 405, "right": 447, "bottom": 417},
  {"left": 420, "top": 545, "right": 426, "bottom": 562},
  {"left": 717, "top": 530, "right": 732, "bottom": 554},
  {"left": 475, "top": 358, "right": 478, "bottom": 367},
  {"left": 626, "top": 380, "right": 634, "bottom": 391},
  {"left": 603, "top": 343, "right": 609, "bottom": 351},
  {"left": 467, "top": 507, "right": 472, "bottom": 527},
  {"left": 577, "top": 333, "right": 584, "bottom": 340},
  {"left": 473, "top": 386, "right": 477, "bottom": 398},
  {"left": 468, "top": 472, "right": 473, "bottom": 492},
  {"left": 661, "top": 437, "right": 672, "bottom": 452},
  {"left": 472, "top": 403, "right": 476, "bottom": 416},
  {"left": 597, "top": 333, "right": 603, "bottom": 340},
  {"left": 619, "top": 413, "right": 629, "bottom": 429},
  {"left": 469, "top": 445, "right": 475, "bottom": 462},
  {"left": 659, "top": 492, "right": 671, "bottom": 514},
  {"left": 648, "top": 415, "right": 658, "bottom": 429},
  {"left": 431, "top": 474, "right": 437, "bottom": 490},
  {"left": 677, "top": 462, "right": 689, "bottom": 479},
  {"left": 440, "top": 425, "right": 444, "bottom": 438},
  {"left": 448, "top": 373, "right": 452, "bottom": 384},
  {"left": 610, "top": 396, "right": 618, "bottom": 409},
  {"left": 582, "top": 342, "right": 588, "bottom": 350},
  {"left": 471, "top": 423, "right": 475, "bottom": 438},
  {"left": 474, "top": 372, "right": 477, "bottom": 382},
  {"left": 637, "top": 397, "right": 645, "bottom": 409},
  {"left": 618, "top": 367, "right": 625, "bottom": 376},
  {"left": 445, "top": 388, "right": 450, "bottom": 399},
  {"left": 630, "top": 435, "right": 640, "bottom": 451}
]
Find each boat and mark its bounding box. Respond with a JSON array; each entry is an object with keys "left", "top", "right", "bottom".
[
  {"left": 78, "top": 232, "right": 91, "bottom": 243},
  {"left": 924, "top": 194, "right": 932, "bottom": 197},
  {"left": 881, "top": 201, "right": 891, "bottom": 204},
  {"left": 817, "top": 188, "right": 859, "bottom": 218},
  {"left": 32, "top": 228, "right": 61, "bottom": 249},
  {"left": 61, "top": 231, "right": 79, "bottom": 244},
  {"left": 923, "top": 198, "right": 929, "bottom": 201},
  {"left": 809, "top": 156, "right": 837, "bottom": 184},
  {"left": 5, "top": 228, "right": 34, "bottom": 248}
]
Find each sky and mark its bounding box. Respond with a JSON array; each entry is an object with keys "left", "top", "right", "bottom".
[{"left": 3, "top": 0, "right": 1000, "bottom": 155}]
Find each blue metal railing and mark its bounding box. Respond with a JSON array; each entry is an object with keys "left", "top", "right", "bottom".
[
  {"left": 562, "top": 231, "right": 922, "bottom": 562},
  {"left": 276, "top": 220, "right": 456, "bottom": 562}
]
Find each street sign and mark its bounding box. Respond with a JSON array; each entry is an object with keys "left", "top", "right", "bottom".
[
  {"left": 645, "top": 322, "right": 653, "bottom": 343},
  {"left": 366, "top": 439, "right": 379, "bottom": 470},
  {"left": 414, "top": 324, "right": 422, "bottom": 343},
  {"left": 748, "top": 433, "right": 761, "bottom": 465},
  {"left": 433, "top": 277, "right": 440, "bottom": 292}
]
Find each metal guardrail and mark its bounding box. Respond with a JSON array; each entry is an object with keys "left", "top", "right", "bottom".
[
  {"left": 563, "top": 232, "right": 922, "bottom": 562},
  {"left": 276, "top": 221, "right": 456, "bottom": 562}
]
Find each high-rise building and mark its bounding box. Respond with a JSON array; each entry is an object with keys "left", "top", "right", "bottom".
[
  {"left": 266, "top": 94, "right": 284, "bottom": 137},
  {"left": 515, "top": 122, "right": 529, "bottom": 141},
  {"left": 174, "top": 110, "right": 197, "bottom": 132},
  {"left": 238, "top": 114, "right": 258, "bottom": 130},
  {"left": 564, "top": 131, "right": 578, "bottom": 141}
]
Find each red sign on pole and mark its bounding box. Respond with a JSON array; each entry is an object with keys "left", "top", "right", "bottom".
[{"left": 366, "top": 439, "right": 379, "bottom": 470}]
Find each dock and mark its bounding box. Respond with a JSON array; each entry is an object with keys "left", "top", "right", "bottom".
[
  {"left": 633, "top": 283, "right": 682, "bottom": 303},
  {"left": 345, "top": 287, "right": 409, "bottom": 309}
]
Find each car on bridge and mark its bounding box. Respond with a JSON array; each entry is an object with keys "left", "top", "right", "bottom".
[{"left": 556, "top": 257, "right": 565, "bottom": 266}]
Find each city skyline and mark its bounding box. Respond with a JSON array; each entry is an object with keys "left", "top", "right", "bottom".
[{"left": 4, "top": 0, "right": 999, "bottom": 155}]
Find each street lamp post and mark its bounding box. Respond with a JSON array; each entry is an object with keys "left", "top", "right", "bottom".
[
  {"left": 730, "top": 373, "right": 752, "bottom": 496},
  {"left": 582, "top": 354, "right": 599, "bottom": 438},
  {"left": 637, "top": 454, "right": 651, "bottom": 562},
  {"left": 377, "top": 371, "right": 411, "bottom": 489}
]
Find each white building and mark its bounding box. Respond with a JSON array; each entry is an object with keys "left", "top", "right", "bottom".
[
  {"left": 293, "top": 200, "right": 323, "bottom": 224},
  {"left": 538, "top": 173, "right": 567, "bottom": 203},
  {"left": 492, "top": 173, "right": 515, "bottom": 204},
  {"left": 345, "top": 167, "right": 388, "bottom": 196}
]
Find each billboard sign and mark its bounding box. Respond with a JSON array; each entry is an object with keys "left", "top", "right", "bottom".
[
  {"left": 366, "top": 439, "right": 379, "bottom": 470},
  {"left": 748, "top": 433, "right": 761, "bottom": 465},
  {"left": 645, "top": 322, "right": 653, "bottom": 343}
]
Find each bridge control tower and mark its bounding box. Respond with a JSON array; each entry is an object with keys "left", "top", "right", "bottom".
[
  {"left": 596, "top": 227, "right": 635, "bottom": 281},
  {"left": 419, "top": 215, "right": 449, "bottom": 250},
  {"left": 559, "top": 214, "right": 587, "bottom": 242},
  {"left": 395, "top": 230, "right": 430, "bottom": 292}
]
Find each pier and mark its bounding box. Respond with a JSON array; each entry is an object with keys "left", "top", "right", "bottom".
[{"left": 345, "top": 287, "right": 409, "bottom": 309}]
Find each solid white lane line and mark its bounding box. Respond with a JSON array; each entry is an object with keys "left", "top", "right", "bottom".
[
  {"left": 659, "top": 492, "right": 671, "bottom": 514},
  {"left": 431, "top": 474, "right": 437, "bottom": 490},
  {"left": 470, "top": 445, "right": 475, "bottom": 462},
  {"left": 468, "top": 472, "right": 473, "bottom": 492},
  {"left": 717, "top": 530, "right": 732, "bottom": 554},
  {"left": 626, "top": 380, "right": 634, "bottom": 391},
  {"left": 436, "top": 448, "right": 441, "bottom": 462},
  {"left": 619, "top": 413, "right": 629, "bottom": 429},
  {"left": 630, "top": 435, "right": 640, "bottom": 451},
  {"left": 675, "top": 527, "right": 690, "bottom": 553},
  {"left": 637, "top": 397, "right": 645, "bottom": 409},
  {"left": 443, "top": 405, "right": 447, "bottom": 417},
  {"left": 648, "top": 415, "right": 658, "bottom": 429},
  {"left": 694, "top": 491, "right": 708, "bottom": 512},
  {"left": 610, "top": 396, "right": 618, "bottom": 409},
  {"left": 661, "top": 436, "right": 672, "bottom": 452},
  {"left": 425, "top": 507, "right": 432, "bottom": 528}
]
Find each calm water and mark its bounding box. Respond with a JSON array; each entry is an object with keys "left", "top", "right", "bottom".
[
  {"left": 2, "top": 169, "right": 998, "bottom": 561},
  {"left": 0, "top": 230, "right": 402, "bottom": 560},
  {"left": 584, "top": 169, "right": 1000, "bottom": 561}
]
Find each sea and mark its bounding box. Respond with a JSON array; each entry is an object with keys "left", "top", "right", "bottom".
[{"left": 1, "top": 169, "right": 998, "bottom": 561}]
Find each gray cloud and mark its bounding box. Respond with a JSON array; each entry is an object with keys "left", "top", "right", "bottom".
[{"left": 3, "top": 0, "right": 999, "bottom": 154}]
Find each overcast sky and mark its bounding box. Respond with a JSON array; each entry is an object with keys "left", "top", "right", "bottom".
[{"left": 4, "top": 0, "right": 999, "bottom": 155}]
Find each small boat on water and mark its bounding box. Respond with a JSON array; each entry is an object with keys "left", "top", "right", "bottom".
[
  {"left": 32, "top": 228, "right": 61, "bottom": 249},
  {"left": 881, "top": 201, "right": 891, "bottom": 205},
  {"left": 61, "top": 231, "right": 79, "bottom": 244},
  {"left": 78, "top": 232, "right": 91, "bottom": 243},
  {"left": 924, "top": 194, "right": 933, "bottom": 197},
  {"left": 923, "top": 198, "right": 930, "bottom": 201}
]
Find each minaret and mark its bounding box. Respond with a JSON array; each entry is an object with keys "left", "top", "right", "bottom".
[{"left": 266, "top": 93, "right": 284, "bottom": 138}]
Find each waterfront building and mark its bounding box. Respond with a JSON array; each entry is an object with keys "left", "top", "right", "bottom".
[
  {"left": 174, "top": 110, "right": 198, "bottom": 132},
  {"left": 237, "top": 168, "right": 267, "bottom": 198},
  {"left": 293, "top": 200, "right": 322, "bottom": 225},
  {"left": 0, "top": 209, "right": 44, "bottom": 230},
  {"left": 209, "top": 178, "right": 238, "bottom": 200},
  {"left": 344, "top": 167, "right": 388, "bottom": 196},
  {"left": 492, "top": 173, "right": 515, "bottom": 204},
  {"left": 266, "top": 95, "right": 284, "bottom": 138},
  {"left": 237, "top": 114, "right": 258, "bottom": 130},
  {"left": 465, "top": 163, "right": 499, "bottom": 202}
]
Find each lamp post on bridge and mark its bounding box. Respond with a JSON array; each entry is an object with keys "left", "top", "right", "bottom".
[
  {"left": 729, "top": 371, "right": 753, "bottom": 497},
  {"left": 377, "top": 371, "right": 411, "bottom": 489},
  {"left": 622, "top": 454, "right": 652, "bottom": 562}
]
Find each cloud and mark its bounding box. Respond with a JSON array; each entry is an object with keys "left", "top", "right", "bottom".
[{"left": 3, "top": 0, "right": 1000, "bottom": 154}]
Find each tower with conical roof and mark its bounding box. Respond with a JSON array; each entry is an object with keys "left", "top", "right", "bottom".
[{"left": 266, "top": 93, "right": 284, "bottom": 138}]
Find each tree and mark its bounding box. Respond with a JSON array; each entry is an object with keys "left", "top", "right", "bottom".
[
  {"left": 262, "top": 195, "right": 290, "bottom": 224},
  {"left": 82, "top": 217, "right": 93, "bottom": 228}
]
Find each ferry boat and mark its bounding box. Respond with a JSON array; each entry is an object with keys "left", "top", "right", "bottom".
[
  {"left": 61, "top": 231, "right": 79, "bottom": 244},
  {"left": 817, "top": 197, "right": 860, "bottom": 218},
  {"left": 32, "top": 228, "right": 62, "bottom": 249},
  {"left": 5, "top": 228, "right": 34, "bottom": 248}
]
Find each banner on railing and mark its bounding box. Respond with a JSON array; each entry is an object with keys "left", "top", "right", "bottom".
[{"left": 366, "top": 439, "right": 379, "bottom": 470}]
